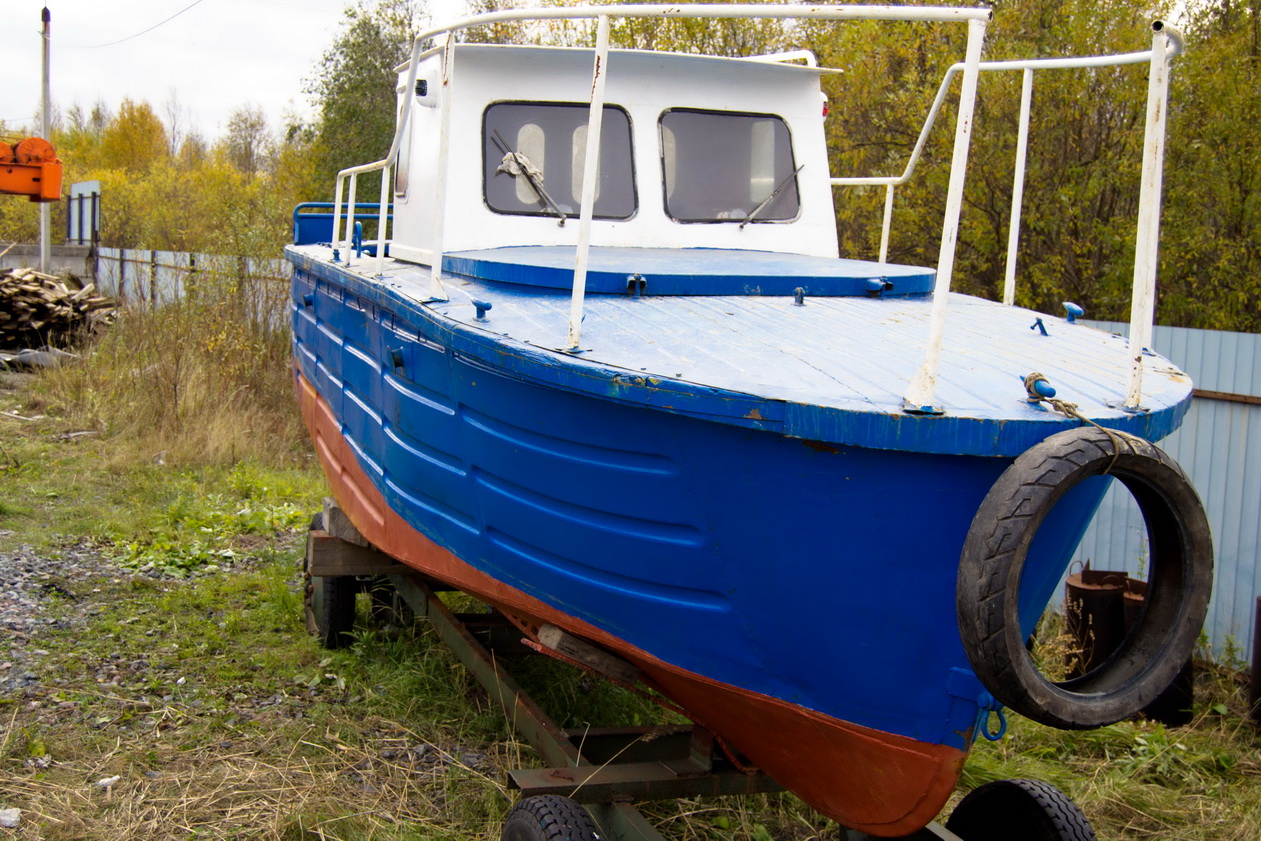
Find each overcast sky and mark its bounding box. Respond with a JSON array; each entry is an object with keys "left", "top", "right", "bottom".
[{"left": 1, "top": 0, "right": 467, "bottom": 141}]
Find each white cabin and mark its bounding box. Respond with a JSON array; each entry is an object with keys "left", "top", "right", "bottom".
[{"left": 387, "top": 44, "right": 840, "bottom": 265}]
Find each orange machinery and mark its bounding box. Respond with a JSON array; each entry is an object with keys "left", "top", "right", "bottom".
[{"left": 0, "top": 136, "right": 62, "bottom": 202}]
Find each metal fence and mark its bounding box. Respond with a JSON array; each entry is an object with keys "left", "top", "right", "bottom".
[
  {"left": 1072, "top": 322, "right": 1260, "bottom": 663},
  {"left": 94, "top": 247, "right": 290, "bottom": 327}
]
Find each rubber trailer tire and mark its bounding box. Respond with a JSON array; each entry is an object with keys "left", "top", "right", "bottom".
[
  {"left": 957, "top": 426, "right": 1212, "bottom": 729},
  {"left": 308, "top": 573, "right": 357, "bottom": 650},
  {"left": 946, "top": 778, "right": 1096, "bottom": 841},
  {"left": 501, "top": 796, "right": 601, "bottom": 841}
]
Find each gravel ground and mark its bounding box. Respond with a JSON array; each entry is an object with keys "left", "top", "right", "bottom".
[{"left": 0, "top": 539, "right": 121, "bottom": 698}]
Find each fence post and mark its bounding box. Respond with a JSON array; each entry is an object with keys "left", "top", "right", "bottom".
[
  {"left": 1251, "top": 596, "right": 1260, "bottom": 724},
  {"left": 118, "top": 247, "right": 127, "bottom": 305},
  {"left": 150, "top": 250, "right": 158, "bottom": 308}
]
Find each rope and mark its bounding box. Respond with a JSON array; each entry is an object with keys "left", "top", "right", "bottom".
[{"left": 1023, "top": 372, "right": 1124, "bottom": 474}]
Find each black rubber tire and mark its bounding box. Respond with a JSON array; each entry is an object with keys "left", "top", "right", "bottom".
[
  {"left": 309, "top": 574, "right": 357, "bottom": 649},
  {"left": 957, "top": 426, "right": 1212, "bottom": 729},
  {"left": 946, "top": 778, "right": 1096, "bottom": 841},
  {"left": 368, "top": 576, "right": 397, "bottom": 624},
  {"left": 501, "top": 796, "right": 601, "bottom": 841}
]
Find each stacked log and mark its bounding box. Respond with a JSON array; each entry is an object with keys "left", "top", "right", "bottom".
[{"left": 0, "top": 267, "right": 115, "bottom": 350}]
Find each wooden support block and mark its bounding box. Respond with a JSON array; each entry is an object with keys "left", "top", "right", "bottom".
[
  {"left": 322, "top": 497, "right": 371, "bottom": 546},
  {"left": 306, "top": 530, "right": 402, "bottom": 576},
  {"left": 538, "top": 623, "right": 641, "bottom": 685}
]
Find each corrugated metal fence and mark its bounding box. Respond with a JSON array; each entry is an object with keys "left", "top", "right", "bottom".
[{"left": 1073, "top": 322, "right": 1260, "bottom": 663}]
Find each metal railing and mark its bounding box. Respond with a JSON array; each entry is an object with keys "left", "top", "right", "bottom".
[
  {"left": 323, "top": 4, "right": 1178, "bottom": 415},
  {"left": 831, "top": 22, "right": 1182, "bottom": 411}
]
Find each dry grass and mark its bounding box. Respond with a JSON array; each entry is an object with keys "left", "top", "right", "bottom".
[{"left": 28, "top": 264, "right": 302, "bottom": 469}]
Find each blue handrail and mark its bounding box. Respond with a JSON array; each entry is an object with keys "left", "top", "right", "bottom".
[{"left": 293, "top": 202, "right": 391, "bottom": 246}]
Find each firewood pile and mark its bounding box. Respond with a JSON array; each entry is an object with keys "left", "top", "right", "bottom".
[{"left": 0, "top": 267, "right": 116, "bottom": 350}]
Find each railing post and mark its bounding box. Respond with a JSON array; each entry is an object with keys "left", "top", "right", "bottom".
[
  {"left": 1003, "top": 67, "right": 1034, "bottom": 306},
  {"left": 427, "top": 33, "right": 458, "bottom": 302},
  {"left": 344, "top": 175, "right": 359, "bottom": 268},
  {"left": 878, "top": 184, "right": 895, "bottom": 264},
  {"left": 566, "top": 14, "right": 612, "bottom": 352},
  {"left": 1125, "top": 22, "right": 1175, "bottom": 411},
  {"left": 375, "top": 164, "right": 391, "bottom": 278},
  {"left": 902, "top": 13, "right": 989, "bottom": 413},
  {"left": 330, "top": 175, "right": 346, "bottom": 262}
]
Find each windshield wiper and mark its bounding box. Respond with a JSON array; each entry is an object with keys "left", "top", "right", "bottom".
[
  {"left": 492, "top": 130, "right": 568, "bottom": 226},
  {"left": 740, "top": 164, "right": 804, "bottom": 229}
]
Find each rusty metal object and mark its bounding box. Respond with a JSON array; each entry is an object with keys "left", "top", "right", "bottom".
[
  {"left": 1064, "top": 567, "right": 1129, "bottom": 677},
  {"left": 1064, "top": 565, "right": 1194, "bottom": 725}
]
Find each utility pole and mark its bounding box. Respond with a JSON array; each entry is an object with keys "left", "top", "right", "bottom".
[{"left": 39, "top": 6, "right": 52, "bottom": 273}]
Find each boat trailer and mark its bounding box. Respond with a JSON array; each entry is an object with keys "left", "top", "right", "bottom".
[{"left": 303, "top": 503, "right": 1086, "bottom": 841}]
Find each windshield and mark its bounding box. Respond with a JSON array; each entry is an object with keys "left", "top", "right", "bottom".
[
  {"left": 483, "top": 102, "right": 637, "bottom": 220},
  {"left": 659, "top": 109, "right": 800, "bottom": 224}
]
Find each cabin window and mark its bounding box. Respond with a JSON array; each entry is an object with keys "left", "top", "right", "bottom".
[
  {"left": 483, "top": 102, "right": 636, "bottom": 220},
  {"left": 659, "top": 109, "right": 800, "bottom": 224}
]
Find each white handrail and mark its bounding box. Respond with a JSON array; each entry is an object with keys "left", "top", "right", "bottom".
[
  {"left": 1002, "top": 67, "right": 1034, "bottom": 306},
  {"left": 831, "top": 24, "right": 1182, "bottom": 411},
  {"left": 426, "top": 33, "right": 456, "bottom": 302},
  {"left": 566, "top": 15, "right": 612, "bottom": 353},
  {"left": 1126, "top": 22, "right": 1177, "bottom": 411},
  {"left": 902, "top": 15, "right": 988, "bottom": 414}
]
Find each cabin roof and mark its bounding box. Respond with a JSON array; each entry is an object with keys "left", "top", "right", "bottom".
[{"left": 404, "top": 42, "right": 839, "bottom": 76}]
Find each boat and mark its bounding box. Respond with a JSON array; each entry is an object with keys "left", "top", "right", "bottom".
[{"left": 285, "top": 5, "right": 1213, "bottom": 837}]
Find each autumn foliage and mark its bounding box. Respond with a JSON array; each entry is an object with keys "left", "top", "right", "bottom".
[{"left": 0, "top": 0, "right": 1258, "bottom": 333}]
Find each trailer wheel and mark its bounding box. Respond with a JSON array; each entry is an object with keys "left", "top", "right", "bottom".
[
  {"left": 957, "top": 426, "right": 1212, "bottom": 729},
  {"left": 946, "top": 779, "right": 1096, "bottom": 841},
  {"left": 308, "top": 574, "right": 357, "bottom": 649},
  {"left": 501, "top": 796, "right": 600, "bottom": 841}
]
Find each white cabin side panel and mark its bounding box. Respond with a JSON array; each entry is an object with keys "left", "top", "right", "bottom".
[{"left": 390, "top": 45, "right": 839, "bottom": 265}]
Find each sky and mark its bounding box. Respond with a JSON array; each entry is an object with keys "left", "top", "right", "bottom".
[{"left": 1, "top": 0, "right": 467, "bottom": 142}]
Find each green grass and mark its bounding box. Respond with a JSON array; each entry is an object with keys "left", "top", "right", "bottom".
[{"left": 2, "top": 362, "right": 1259, "bottom": 840}]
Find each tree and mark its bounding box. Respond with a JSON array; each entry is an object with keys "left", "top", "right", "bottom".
[
  {"left": 99, "top": 98, "right": 169, "bottom": 172},
  {"left": 305, "top": 0, "right": 426, "bottom": 199},
  {"left": 221, "top": 107, "right": 271, "bottom": 176},
  {"left": 1158, "top": 0, "right": 1261, "bottom": 332}
]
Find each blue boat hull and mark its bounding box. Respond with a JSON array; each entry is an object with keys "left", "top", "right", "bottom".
[{"left": 289, "top": 258, "right": 1123, "bottom": 832}]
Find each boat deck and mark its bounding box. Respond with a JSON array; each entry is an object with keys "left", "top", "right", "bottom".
[{"left": 287, "top": 244, "right": 1192, "bottom": 457}]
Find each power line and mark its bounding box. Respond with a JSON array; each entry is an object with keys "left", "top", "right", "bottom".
[{"left": 81, "top": 0, "right": 211, "bottom": 49}]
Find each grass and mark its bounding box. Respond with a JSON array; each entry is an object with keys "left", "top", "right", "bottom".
[{"left": 2, "top": 308, "right": 1259, "bottom": 838}]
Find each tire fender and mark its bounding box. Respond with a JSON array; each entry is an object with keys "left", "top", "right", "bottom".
[{"left": 957, "top": 426, "right": 1213, "bottom": 729}]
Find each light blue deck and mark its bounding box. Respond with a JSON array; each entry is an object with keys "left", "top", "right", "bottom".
[{"left": 289, "top": 246, "right": 1192, "bottom": 458}]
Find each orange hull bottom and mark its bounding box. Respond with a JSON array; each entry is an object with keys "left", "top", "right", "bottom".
[{"left": 298, "top": 371, "right": 966, "bottom": 836}]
